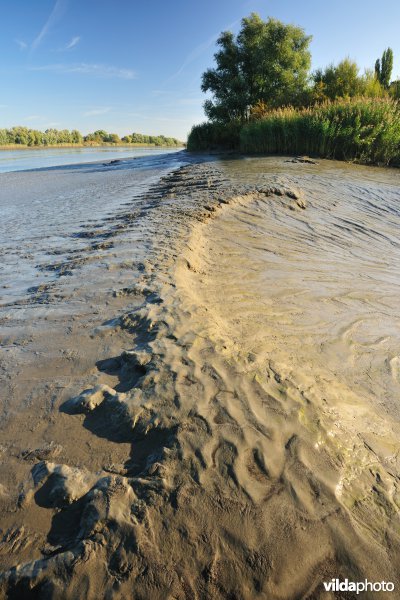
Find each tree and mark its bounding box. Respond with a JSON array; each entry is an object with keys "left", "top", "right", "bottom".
[
  {"left": 201, "top": 13, "right": 312, "bottom": 123},
  {"left": 106, "top": 133, "right": 120, "bottom": 143},
  {"left": 57, "top": 129, "right": 72, "bottom": 144},
  {"left": 71, "top": 129, "right": 83, "bottom": 144},
  {"left": 360, "top": 69, "right": 386, "bottom": 97},
  {"left": 389, "top": 80, "right": 400, "bottom": 100},
  {"left": 375, "top": 48, "right": 393, "bottom": 89},
  {"left": 313, "top": 59, "right": 362, "bottom": 100},
  {"left": 11, "top": 126, "right": 28, "bottom": 145},
  {"left": 131, "top": 132, "right": 145, "bottom": 143},
  {"left": 44, "top": 128, "right": 58, "bottom": 145}
]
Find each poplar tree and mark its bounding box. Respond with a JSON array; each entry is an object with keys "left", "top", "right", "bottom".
[{"left": 375, "top": 48, "right": 394, "bottom": 89}]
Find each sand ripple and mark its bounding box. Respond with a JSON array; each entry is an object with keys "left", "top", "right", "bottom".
[{"left": 1, "top": 158, "right": 400, "bottom": 599}]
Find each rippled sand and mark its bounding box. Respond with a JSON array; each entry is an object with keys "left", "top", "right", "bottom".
[{"left": 1, "top": 157, "right": 400, "bottom": 599}]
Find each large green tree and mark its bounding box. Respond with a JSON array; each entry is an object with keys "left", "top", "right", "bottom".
[
  {"left": 313, "top": 59, "right": 362, "bottom": 100},
  {"left": 375, "top": 48, "right": 394, "bottom": 89},
  {"left": 201, "top": 13, "right": 312, "bottom": 123}
]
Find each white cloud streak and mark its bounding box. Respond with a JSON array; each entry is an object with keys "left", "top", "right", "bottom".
[
  {"left": 24, "top": 115, "right": 43, "bottom": 121},
  {"left": 31, "top": 0, "right": 67, "bottom": 51},
  {"left": 167, "top": 19, "right": 240, "bottom": 82},
  {"left": 15, "top": 39, "right": 28, "bottom": 50},
  {"left": 63, "top": 36, "right": 80, "bottom": 50},
  {"left": 83, "top": 107, "right": 112, "bottom": 116},
  {"left": 30, "top": 63, "right": 136, "bottom": 79}
]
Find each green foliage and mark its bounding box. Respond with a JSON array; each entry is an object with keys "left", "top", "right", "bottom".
[
  {"left": 188, "top": 97, "right": 400, "bottom": 166},
  {"left": 189, "top": 11, "right": 399, "bottom": 167},
  {"left": 187, "top": 121, "right": 241, "bottom": 151},
  {"left": 126, "top": 133, "right": 181, "bottom": 146},
  {"left": 201, "top": 13, "right": 312, "bottom": 123},
  {"left": 375, "top": 48, "right": 393, "bottom": 89},
  {"left": 106, "top": 133, "right": 121, "bottom": 143},
  {"left": 312, "top": 59, "right": 363, "bottom": 100},
  {"left": 0, "top": 127, "right": 182, "bottom": 147},
  {"left": 71, "top": 130, "right": 83, "bottom": 144},
  {"left": 311, "top": 62, "right": 386, "bottom": 103},
  {"left": 390, "top": 80, "right": 400, "bottom": 100},
  {"left": 239, "top": 98, "right": 400, "bottom": 165},
  {"left": 359, "top": 69, "right": 386, "bottom": 98},
  {"left": 0, "top": 126, "right": 80, "bottom": 146},
  {"left": 84, "top": 130, "right": 108, "bottom": 143}
]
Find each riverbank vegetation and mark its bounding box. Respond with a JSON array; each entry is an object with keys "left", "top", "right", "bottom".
[
  {"left": 241, "top": 98, "right": 400, "bottom": 164},
  {"left": 188, "top": 13, "right": 400, "bottom": 165},
  {"left": 0, "top": 127, "right": 183, "bottom": 148}
]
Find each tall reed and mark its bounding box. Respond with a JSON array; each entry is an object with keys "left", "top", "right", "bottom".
[
  {"left": 187, "top": 122, "right": 241, "bottom": 151},
  {"left": 240, "top": 98, "right": 400, "bottom": 165},
  {"left": 187, "top": 98, "right": 400, "bottom": 165}
]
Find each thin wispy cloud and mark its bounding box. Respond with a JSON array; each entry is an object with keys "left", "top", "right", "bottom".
[
  {"left": 62, "top": 36, "right": 80, "bottom": 50},
  {"left": 167, "top": 19, "right": 240, "bottom": 82},
  {"left": 177, "top": 98, "right": 203, "bottom": 106},
  {"left": 24, "top": 115, "right": 43, "bottom": 121},
  {"left": 83, "top": 107, "right": 112, "bottom": 117},
  {"left": 167, "top": 33, "right": 218, "bottom": 82},
  {"left": 151, "top": 90, "right": 174, "bottom": 97},
  {"left": 31, "top": 0, "right": 67, "bottom": 51},
  {"left": 15, "top": 39, "right": 28, "bottom": 51},
  {"left": 126, "top": 112, "right": 195, "bottom": 123},
  {"left": 30, "top": 63, "right": 136, "bottom": 79}
]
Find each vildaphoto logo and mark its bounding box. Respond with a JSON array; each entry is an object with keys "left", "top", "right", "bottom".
[{"left": 323, "top": 579, "right": 395, "bottom": 594}]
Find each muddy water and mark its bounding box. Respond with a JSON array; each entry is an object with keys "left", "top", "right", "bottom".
[{"left": 1, "top": 156, "right": 400, "bottom": 599}]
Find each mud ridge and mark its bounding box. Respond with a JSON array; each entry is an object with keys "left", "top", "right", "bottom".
[{"left": 1, "top": 163, "right": 399, "bottom": 599}]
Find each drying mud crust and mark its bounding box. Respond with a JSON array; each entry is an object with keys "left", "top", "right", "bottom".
[{"left": 1, "top": 158, "right": 400, "bottom": 599}]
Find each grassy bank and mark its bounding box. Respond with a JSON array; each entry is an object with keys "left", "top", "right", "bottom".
[{"left": 188, "top": 98, "right": 400, "bottom": 166}]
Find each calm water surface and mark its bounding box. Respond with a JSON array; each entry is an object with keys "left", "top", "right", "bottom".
[
  {"left": 0, "top": 146, "right": 181, "bottom": 173},
  {"left": 0, "top": 150, "right": 187, "bottom": 304}
]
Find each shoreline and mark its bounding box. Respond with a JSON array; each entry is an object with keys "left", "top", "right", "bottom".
[
  {"left": 1, "top": 156, "right": 400, "bottom": 598},
  {"left": 0, "top": 148, "right": 186, "bottom": 176},
  {"left": 0, "top": 143, "right": 185, "bottom": 151}
]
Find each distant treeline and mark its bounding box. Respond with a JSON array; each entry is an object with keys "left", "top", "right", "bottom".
[{"left": 0, "top": 127, "right": 182, "bottom": 147}]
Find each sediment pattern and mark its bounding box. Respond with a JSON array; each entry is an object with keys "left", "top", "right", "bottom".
[{"left": 1, "top": 161, "right": 400, "bottom": 599}]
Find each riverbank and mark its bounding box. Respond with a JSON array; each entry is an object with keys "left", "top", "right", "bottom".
[
  {"left": 1, "top": 155, "right": 400, "bottom": 599},
  {"left": 188, "top": 97, "right": 400, "bottom": 167},
  {"left": 0, "top": 142, "right": 184, "bottom": 150}
]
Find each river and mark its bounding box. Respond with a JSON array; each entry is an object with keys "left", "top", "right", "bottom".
[
  {"left": 0, "top": 146, "right": 181, "bottom": 173},
  {"left": 1, "top": 154, "right": 400, "bottom": 599}
]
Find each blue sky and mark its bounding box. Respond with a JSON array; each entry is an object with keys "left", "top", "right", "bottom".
[{"left": 1, "top": 0, "right": 399, "bottom": 140}]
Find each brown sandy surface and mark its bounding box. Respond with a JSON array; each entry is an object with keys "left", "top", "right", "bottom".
[{"left": 1, "top": 157, "right": 400, "bottom": 599}]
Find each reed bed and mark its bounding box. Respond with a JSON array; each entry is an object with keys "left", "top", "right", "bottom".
[
  {"left": 188, "top": 98, "right": 400, "bottom": 165},
  {"left": 187, "top": 122, "right": 241, "bottom": 151}
]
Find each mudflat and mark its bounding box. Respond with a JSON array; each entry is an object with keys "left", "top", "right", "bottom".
[{"left": 1, "top": 156, "right": 400, "bottom": 599}]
